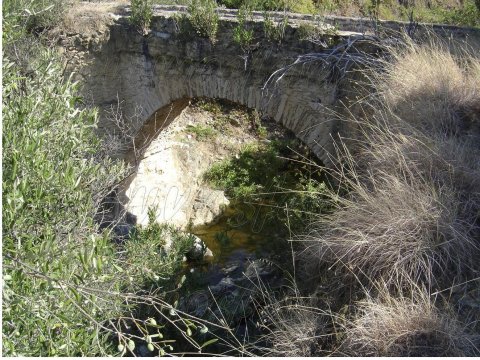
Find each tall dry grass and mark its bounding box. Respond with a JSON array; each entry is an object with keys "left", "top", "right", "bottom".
[
  {"left": 376, "top": 41, "right": 480, "bottom": 138},
  {"left": 339, "top": 288, "right": 480, "bottom": 356},
  {"left": 300, "top": 37, "right": 480, "bottom": 290},
  {"left": 261, "top": 36, "right": 480, "bottom": 357}
]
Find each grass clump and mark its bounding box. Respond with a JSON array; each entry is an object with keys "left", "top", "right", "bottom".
[
  {"left": 376, "top": 42, "right": 480, "bottom": 138},
  {"left": 191, "top": 98, "right": 268, "bottom": 135},
  {"left": 340, "top": 290, "right": 480, "bottom": 356},
  {"left": 302, "top": 164, "right": 479, "bottom": 287},
  {"left": 263, "top": 11, "right": 288, "bottom": 43},
  {"left": 193, "top": 97, "right": 224, "bottom": 114},
  {"left": 185, "top": 124, "right": 217, "bottom": 140},
  {"left": 257, "top": 293, "right": 331, "bottom": 356}
]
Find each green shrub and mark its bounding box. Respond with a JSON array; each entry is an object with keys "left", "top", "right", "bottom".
[
  {"left": 130, "top": 0, "right": 153, "bottom": 35},
  {"left": 187, "top": 0, "right": 219, "bottom": 42},
  {"left": 185, "top": 124, "right": 217, "bottom": 140},
  {"left": 263, "top": 11, "right": 288, "bottom": 43},
  {"left": 204, "top": 141, "right": 331, "bottom": 230},
  {"left": 233, "top": 4, "right": 255, "bottom": 51},
  {"left": 2, "top": 0, "right": 66, "bottom": 41}
]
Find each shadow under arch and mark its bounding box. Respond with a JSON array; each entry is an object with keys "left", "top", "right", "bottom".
[{"left": 115, "top": 95, "right": 332, "bottom": 230}]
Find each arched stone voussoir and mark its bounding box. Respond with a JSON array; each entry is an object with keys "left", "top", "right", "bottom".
[{"left": 75, "top": 9, "right": 377, "bottom": 167}]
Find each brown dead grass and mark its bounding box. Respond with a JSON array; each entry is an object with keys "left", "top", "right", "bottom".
[
  {"left": 302, "top": 168, "right": 480, "bottom": 288},
  {"left": 340, "top": 289, "right": 480, "bottom": 356},
  {"left": 255, "top": 291, "right": 335, "bottom": 357},
  {"left": 300, "top": 39, "right": 480, "bottom": 289},
  {"left": 376, "top": 41, "right": 480, "bottom": 138},
  {"left": 271, "top": 37, "right": 480, "bottom": 357}
]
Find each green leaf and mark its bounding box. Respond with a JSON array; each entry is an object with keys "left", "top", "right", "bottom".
[{"left": 201, "top": 338, "right": 218, "bottom": 348}]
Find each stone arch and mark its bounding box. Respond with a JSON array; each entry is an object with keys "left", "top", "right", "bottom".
[
  {"left": 80, "top": 16, "right": 344, "bottom": 168},
  {"left": 99, "top": 60, "right": 338, "bottom": 168}
]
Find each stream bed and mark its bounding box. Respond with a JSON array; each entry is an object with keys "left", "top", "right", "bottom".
[{"left": 116, "top": 99, "right": 329, "bottom": 355}]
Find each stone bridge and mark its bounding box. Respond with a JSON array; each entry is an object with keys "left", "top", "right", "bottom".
[{"left": 63, "top": 2, "right": 480, "bottom": 167}]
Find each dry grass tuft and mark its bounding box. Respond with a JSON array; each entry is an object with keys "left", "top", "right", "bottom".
[
  {"left": 300, "top": 39, "right": 480, "bottom": 289},
  {"left": 256, "top": 294, "right": 334, "bottom": 357},
  {"left": 376, "top": 42, "right": 480, "bottom": 138},
  {"left": 264, "top": 35, "right": 480, "bottom": 357},
  {"left": 302, "top": 170, "right": 479, "bottom": 287},
  {"left": 340, "top": 290, "right": 480, "bottom": 356}
]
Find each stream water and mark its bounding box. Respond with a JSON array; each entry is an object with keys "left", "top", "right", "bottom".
[{"left": 184, "top": 201, "right": 291, "bottom": 287}]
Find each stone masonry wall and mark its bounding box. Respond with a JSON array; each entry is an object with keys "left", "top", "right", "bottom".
[{"left": 63, "top": 3, "right": 480, "bottom": 167}]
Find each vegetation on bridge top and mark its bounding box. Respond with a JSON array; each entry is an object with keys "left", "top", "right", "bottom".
[{"left": 153, "top": 0, "right": 480, "bottom": 27}]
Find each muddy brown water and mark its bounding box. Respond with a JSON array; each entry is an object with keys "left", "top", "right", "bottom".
[{"left": 182, "top": 200, "right": 291, "bottom": 289}]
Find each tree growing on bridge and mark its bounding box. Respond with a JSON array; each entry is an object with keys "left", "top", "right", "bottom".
[
  {"left": 188, "top": 0, "right": 220, "bottom": 43},
  {"left": 130, "top": 0, "right": 153, "bottom": 35}
]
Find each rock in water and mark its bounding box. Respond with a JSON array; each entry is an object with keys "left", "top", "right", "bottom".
[
  {"left": 191, "top": 189, "right": 229, "bottom": 227},
  {"left": 185, "top": 234, "right": 213, "bottom": 261},
  {"left": 245, "top": 258, "right": 278, "bottom": 280}
]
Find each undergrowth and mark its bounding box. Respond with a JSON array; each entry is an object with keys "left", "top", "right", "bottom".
[
  {"left": 2, "top": 1, "right": 236, "bottom": 356},
  {"left": 156, "top": 0, "right": 480, "bottom": 26},
  {"left": 204, "top": 141, "right": 331, "bottom": 232}
]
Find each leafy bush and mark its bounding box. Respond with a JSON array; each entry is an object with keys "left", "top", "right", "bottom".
[
  {"left": 233, "top": 4, "right": 255, "bottom": 51},
  {"left": 130, "top": 0, "right": 153, "bottom": 35},
  {"left": 2, "top": 4, "right": 221, "bottom": 356},
  {"left": 187, "top": 0, "right": 219, "bottom": 42},
  {"left": 263, "top": 11, "right": 288, "bottom": 43},
  {"left": 204, "top": 141, "right": 330, "bottom": 231},
  {"left": 3, "top": 0, "right": 67, "bottom": 33},
  {"left": 2, "top": 31, "right": 127, "bottom": 356},
  {"left": 121, "top": 209, "right": 194, "bottom": 290}
]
